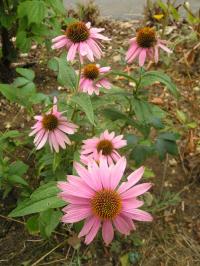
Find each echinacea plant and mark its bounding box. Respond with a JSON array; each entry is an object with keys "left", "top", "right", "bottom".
[{"left": 8, "top": 18, "right": 180, "bottom": 248}]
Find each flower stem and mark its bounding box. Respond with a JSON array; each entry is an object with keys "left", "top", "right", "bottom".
[
  {"left": 72, "top": 57, "right": 82, "bottom": 121},
  {"left": 76, "top": 57, "right": 82, "bottom": 93}
]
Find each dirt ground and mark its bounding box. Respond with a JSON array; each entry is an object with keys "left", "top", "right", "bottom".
[{"left": 0, "top": 19, "right": 200, "bottom": 266}]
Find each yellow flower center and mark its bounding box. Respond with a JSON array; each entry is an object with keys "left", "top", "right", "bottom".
[
  {"left": 91, "top": 189, "right": 122, "bottom": 219},
  {"left": 83, "top": 64, "right": 99, "bottom": 80},
  {"left": 97, "top": 139, "right": 113, "bottom": 155},
  {"left": 66, "top": 22, "right": 90, "bottom": 43},
  {"left": 136, "top": 27, "right": 156, "bottom": 48},
  {"left": 42, "top": 114, "right": 58, "bottom": 130}
]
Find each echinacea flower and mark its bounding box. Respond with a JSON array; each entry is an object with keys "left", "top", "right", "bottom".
[
  {"left": 79, "top": 64, "right": 111, "bottom": 95},
  {"left": 29, "top": 97, "right": 78, "bottom": 152},
  {"left": 80, "top": 130, "right": 127, "bottom": 165},
  {"left": 126, "top": 27, "right": 172, "bottom": 66},
  {"left": 58, "top": 157, "right": 153, "bottom": 245},
  {"left": 52, "top": 21, "right": 110, "bottom": 62}
]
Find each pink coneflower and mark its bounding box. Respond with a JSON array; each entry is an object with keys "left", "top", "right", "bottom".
[
  {"left": 126, "top": 27, "right": 172, "bottom": 66},
  {"left": 80, "top": 130, "right": 127, "bottom": 165},
  {"left": 58, "top": 157, "right": 153, "bottom": 245},
  {"left": 52, "top": 21, "right": 110, "bottom": 62},
  {"left": 29, "top": 97, "right": 78, "bottom": 152},
  {"left": 79, "top": 64, "right": 111, "bottom": 95}
]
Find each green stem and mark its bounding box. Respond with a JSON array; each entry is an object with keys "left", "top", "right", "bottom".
[
  {"left": 71, "top": 57, "right": 82, "bottom": 121},
  {"left": 76, "top": 57, "right": 82, "bottom": 93},
  {"left": 134, "top": 67, "right": 143, "bottom": 96}
]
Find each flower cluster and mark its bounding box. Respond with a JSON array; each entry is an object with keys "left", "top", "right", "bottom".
[{"left": 29, "top": 20, "right": 173, "bottom": 245}]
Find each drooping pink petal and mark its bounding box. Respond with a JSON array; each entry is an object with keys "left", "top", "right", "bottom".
[
  {"left": 84, "top": 218, "right": 101, "bottom": 245},
  {"left": 113, "top": 215, "right": 131, "bottom": 235},
  {"left": 102, "top": 220, "right": 114, "bottom": 245},
  {"left": 139, "top": 49, "right": 147, "bottom": 66},
  {"left": 78, "top": 216, "right": 97, "bottom": 237}
]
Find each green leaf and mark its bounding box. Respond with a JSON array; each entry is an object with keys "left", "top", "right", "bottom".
[
  {"left": 141, "top": 71, "right": 179, "bottom": 97},
  {"left": 9, "top": 182, "right": 65, "bottom": 217},
  {"left": 8, "top": 175, "right": 28, "bottom": 186},
  {"left": 16, "top": 31, "right": 32, "bottom": 52},
  {"left": 0, "top": 130, "right": 21, "bottom": 142},
  {"left": 18, "top": 0, "right": 45, "bottom": 25},
  {"left": 26, "top": 215, "right": 40, "bottom": 235},
  {"left": 71, "top": 93, "right": 95, "bottom": 125},
  {"left": 0, "top": 84, "right": 17, "bottom": 102},
  {"left": 155, "top": 132, "right": 179, "bottom": 160},
  {"left": 16, "top": 68, "right": 35, "bottom": 81},
  {"left": 9, "top": 161, "right": 28, "bottom": 176},
  {"left": 48, "top": 0, "right": 65, "bottom": 14},
  {"left": 130, "top": 144, "right": 155, "bottom": 165},
  {"left": 132, "top": 98, "right": 165, "bottom": 127},
  {"left": 13, "top": 77, "right": 30, "bottom": 88},
  {"left": 39, "top": 209, "right": 62, "bottom": 238},
  {"left": 125, "top": 134, "right": 139, "bottom": 146},
  {"left": 102, "top": 108, "right": 129, "bottom": 121},
  {"left": 49, "top": 57, "right": 77, "bottom": 90}
]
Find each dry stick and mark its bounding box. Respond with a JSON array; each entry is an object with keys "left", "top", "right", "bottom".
[
  {"left": 0, "top": 214, "right": 25, "bottom": 225},
  {"left": 178, "top": 146, "right": 188, "bottom": 176},
  {"left": 39, "top": 258, "right": 67, "bottom": 265},
  {"left": 32, "top": 239, "right": 68, "bottom": 266}
]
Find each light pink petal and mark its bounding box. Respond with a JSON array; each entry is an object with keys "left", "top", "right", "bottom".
[
  {"left": 113, "top": 215, "right": 131, "bottom": 235},
  {"left": 86, "top": 39, "right": 102, "bottom": 59},
  {"left": 99, "top": 158, "right": 110, "bottom": 189},
  {"left": 29, "top": 126, "right": 42, "bottom": 137},
  {"left": 78, "top": 216, "right": 96, "bottom": 237},
  {"left": 121, "top": 183, "right": 152, "bottom": 199},
  {"left": 102, "top": 220, "right": 114, "bottom": 245},
  {"left": 54, "top": 130, "right": 66, "bottom": 149},
  {"left": 74, "top": 162, "right": 99, "bottom": 191},
  {"left": 84, "top": 218, "right": 101, "bottom": 244},
  {"left": 154, "top": 46, "right": 159, "bottom": 63},
  {"left": 90, "top": 32, "right": 110, "bottom": 41},
  {"left": 88, "top": 160, "right": 103, "bottom": 190},
  {"left": 139, "top": 49, "right": 147, "bottom": 66},
  {"left": 98, "top": 79, "right": 111, "bottom": 89},
  {"left": 52, "top": 38, "right": 68, "bottom": 49},
  {"left": 61, "top": 208, "right": 92, "bottom": 223},
  {"left": 126, "top": 42, "right": 138, "bottom": 61},
  {"left": 52, "top": 35, "right": 66, "bottom": 43},
  {"left": 79, "top": 42, "right": 88, "bottom": 56},
  {"left": 50, "top": 131, "right": 59, "bottom": 152},
  {"left": 110, "top": 157, "right": 126, "bottom": 190},
  {"left": 99, "top": 66, "right": 111, "bottom": 73},
  {"left": 127, "top": 47, "right": 141, "bottom": 64},
  {"left": 36, "top": 131, "right": 49, "bottom": 150},
  {"left": 112, "top": 139, "right": 127, "bottom": 149},
  {"left": 123, "top": 209, "right": 153, "bottom": 222},
  {"left": 158, "top": 43, "right": 172, "bottom": 53},
  {"left": 122, "top": 198, "right": 144, "bottom": 210},
  {"left": 67, "top": 43, "right": 78, "bottom": 61},
  {"left": 118, "top": 166, "right": 145, "bottom": 194}
]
